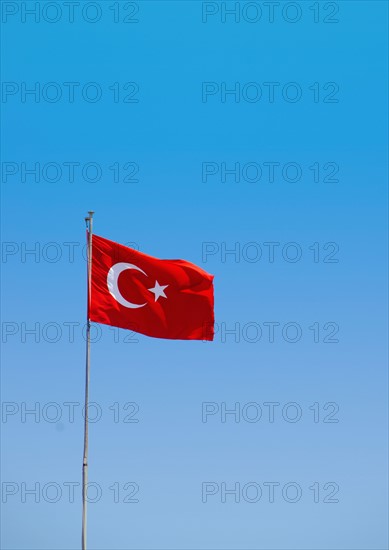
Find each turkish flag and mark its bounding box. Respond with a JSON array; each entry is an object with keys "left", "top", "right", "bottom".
[{"left": 89, "top": 234, "right": 214, "bottom": 340}]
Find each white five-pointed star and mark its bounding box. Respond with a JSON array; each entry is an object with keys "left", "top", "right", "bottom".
[{"left": 148, "top": 281, "right": 168, "bottom": 302}]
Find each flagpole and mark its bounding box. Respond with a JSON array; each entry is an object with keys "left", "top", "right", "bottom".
[{"left": 82, "top": 210, "right": 94, "bottom": 550}]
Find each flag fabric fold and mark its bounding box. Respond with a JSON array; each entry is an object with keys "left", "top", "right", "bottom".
[{"left": 89, "top": 234, "right": 214, "bottom": 341}]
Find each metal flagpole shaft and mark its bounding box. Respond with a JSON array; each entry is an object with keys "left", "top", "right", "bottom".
[{"left": 82, "top": 211, "right": 94, "bottom": 550}]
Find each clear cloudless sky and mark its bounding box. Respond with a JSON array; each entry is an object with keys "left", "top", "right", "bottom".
[{"left": 1, "top": 1, "right": 388, "bottom": 549}]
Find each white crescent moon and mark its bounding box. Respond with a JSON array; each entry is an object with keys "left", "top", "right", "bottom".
[{"left": 107, "top": 262, "right": 147, "bottom": 309}]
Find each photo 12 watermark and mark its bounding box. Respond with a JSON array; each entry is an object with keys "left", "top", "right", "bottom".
[
  {"left": 202, "top": 161, "right": 340, "bottom": 184},
  {"left": 2, "top": 161, "right": 140, "bottom": 184},
  {"left": 1, "top": 322, "right": 141, "bottom": 344},
  {"left": 2, "top": 401, "right": 140, "bottom": 424},
  {"left": 1, "top": 2, "right": 140, "bottom": 24},
  {"left": 202, "top": 481, "right": 340, "bottom": 503},
  {"left": 201, "top": 2, "right": 340, "bottom": 24},
  {"left": 2, "top": 481, "right": 140, "bottom": 504},
  {"left": 203, "top": 321, "right": 340, "bottom": 343},
  {"left": 202, "top": 81, "right": 339, "bottom": 104},
  {"left": 201, "top": 241, "right": 340, "bottom": 263},
  {"left": 202, "top": 401, "right": 340, "bottom": 423},
  {"left": 1, "top": 82, "right": 139, "bottom": 104},
  {"left": 1, "top": 241, "right": 139, "bottom": 264}
]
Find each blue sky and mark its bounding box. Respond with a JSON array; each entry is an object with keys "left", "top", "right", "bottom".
[{"left": 1, "top": 1, "right": 388, "bottom": 549}]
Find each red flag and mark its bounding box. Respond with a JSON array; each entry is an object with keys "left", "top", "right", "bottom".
[{"left": 89, "top": 234, "right": 214, "bottom": 340}]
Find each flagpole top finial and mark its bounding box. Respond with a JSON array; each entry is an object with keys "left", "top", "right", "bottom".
[{"left": 88, "top": 211, "right": 95, "bottom": 217}]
